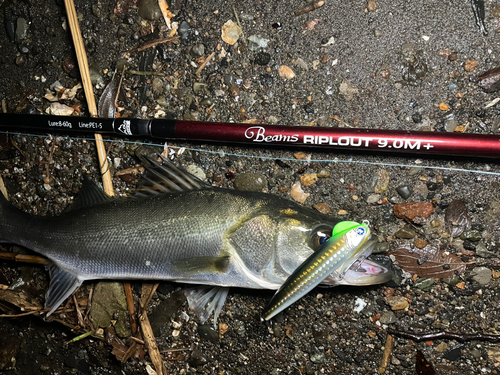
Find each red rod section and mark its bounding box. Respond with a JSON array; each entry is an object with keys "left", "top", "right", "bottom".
[
  {"left": 1, "top": 114, "right": 500, "bottom": 159},
  {"left": 170, "top": 121, "right": 500, "bottom": 158}
]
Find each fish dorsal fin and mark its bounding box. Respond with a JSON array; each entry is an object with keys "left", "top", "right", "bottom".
[
  {"left": 184, "top": 286, "right": 230, "bottom": 328},
  {"left": 135, "top": 153, "right": 208, "bottom": 196},
  {"left": 71, "top": 176, "right": 113, "bottom": 210},
  {"left": 45, "top": 263, "right": 83, "bottom": 316}
]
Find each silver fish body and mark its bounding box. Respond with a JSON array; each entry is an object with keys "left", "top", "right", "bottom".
[{"left": 0, "top": 158, "right": 391, "bottom": 317}]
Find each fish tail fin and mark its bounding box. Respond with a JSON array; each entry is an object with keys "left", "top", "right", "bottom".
[{"left": 184, "top": 286, "right": 229, "bottom": 328}]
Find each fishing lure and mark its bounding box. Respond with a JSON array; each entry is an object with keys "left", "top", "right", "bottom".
[{"left": 262, "top": 220, "right": 372, "bottom": 320}]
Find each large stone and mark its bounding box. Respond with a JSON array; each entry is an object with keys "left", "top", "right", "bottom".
[{"left": 90, "top": 282, "right": 131, "bottom": 338}]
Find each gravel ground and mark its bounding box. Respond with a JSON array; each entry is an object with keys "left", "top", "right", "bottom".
[{"left": 1, "top": 0, "right": 500, "bottom": 374}]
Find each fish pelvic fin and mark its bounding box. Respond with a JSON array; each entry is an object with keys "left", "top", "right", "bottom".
[
  {"left": 45, "top": 263, "right": 83, "bottom": 316},
  {"left": 184, "top": 286, "right": 230, "bottom": 328}
]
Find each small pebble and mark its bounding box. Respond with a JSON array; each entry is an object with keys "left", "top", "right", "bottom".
[
  {"left": 185, "top": 164, "right": 206, "bottom": 181},
  {"left": 435, "top": 342, "right": 448, "bottom": 353},
  {"left": 254, "top": 52, "right": 271, "bottom": 66},
  {"left": 190, "top": 43, "right": 205, "bottom": 57},
  {"left": 138, "top": 0, "right": 162, "bottom": 20},
  {"left": 374, "top": 169, "right": 390, "bottom": 193},
  {"left": 339, "top": 80, "right": 359, "bottom": 101},
  {"left": 379, "top": 311, "right": 397, "bottom": 324},
  {"left": 470, "top": 267, "right": 492, "bottom": 285},
  {"left": 219, "top": 323, "right": 228, "bottom": 335},
  {"left": 300, "top": 173, "right": 317, "bottom": 186},
  {"left": 385, "top": 296, "right": 409, "bottom": 311},
  {"left": 15, "top": 55, "right": 27, "bottom": 66},
  {"left": 393, "top": 202, "right": 434, "bottom": 221},
  {"left": 189, "top": 349, "right": 208, "bottom": 367},
  {"left": 367, "top": 1, "right": 377, "bottom": 11},
  {"left": 221, "top": 20, "right": 242, "bottom": 45},
  {"left": 314, "top": 203, "right": 331, "bottom": 215},
  {"left": 414, "top": 278, "right": 435, "bottom": 291},
  {"left": 439, "top": 102, "right": 449, "bottom": 111},
  {"left": 394, "top": 227, "right": 416, "bottom": 239},
  {"left": 460, "top": 230, "right": 481, "bottom": 242},
  {"left": 366, "top": 194, "right": 381, "bottom": 204},
  {"left": 279, "top": 65, "right": 295, "bottom": 79},
  {"left": 414, "top": 238, "right": 427, "bottom": 248},
  {"left": 234, "top": 173, "right": 267, "bottom": 192},
  {"left": 247, "top": 35, "right": 269, "bottom": 51},
  {"left": 464, "top": 59, "right": 478, "bottom": 72},
  {"left": 197, "top": 325, "right": 219, "bottom": 343},
  {"left": 396, "top": 185, "right": 412, "bottom": 199},
  {"left": 294, "top": 151, "right": 307, "bottom": 160},
  {"left": 310, "top": 352, "right": 325, "bottom": 364},
  {"left": 291, "top": 181, "right": 310, "bottom": 203},
  {"left": 448, "top": 52, "right": 458, "bottom": 61},
  {"left": 15, "top": 18, "right": 28, "bottom": 42},
  {"left": 317, "top": 169, "right": 330, "bottom": 178}
]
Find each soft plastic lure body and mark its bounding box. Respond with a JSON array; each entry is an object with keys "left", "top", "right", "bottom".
[{"left": 262, "top": 221, "right": 372, "bottom": 320}]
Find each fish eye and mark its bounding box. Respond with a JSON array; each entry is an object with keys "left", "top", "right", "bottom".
[{"left": 309, "top": 225, "right": 333, "bottom": 251}]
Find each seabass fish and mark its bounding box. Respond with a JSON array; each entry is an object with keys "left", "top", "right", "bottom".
[{"left": 0, "top": 155, "right": 391, "bottom": 321}]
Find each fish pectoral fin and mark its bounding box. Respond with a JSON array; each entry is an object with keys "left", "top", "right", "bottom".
[
  {"left": 184, "top": 286, "right": 230, "bottom": 328},
  {"left": 171, "top": 256, "right": 230, "bottom": 275},
  {"left": 45, "top": 264, "right": 83, "bottom": 316}
]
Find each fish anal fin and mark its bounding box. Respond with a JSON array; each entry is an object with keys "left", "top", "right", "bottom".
[
  {"left": 184, "top": 286, "right": 230, "bottom": 327},
  {"left": 45, "top": 264, "right": 82, "bottom": 315}
]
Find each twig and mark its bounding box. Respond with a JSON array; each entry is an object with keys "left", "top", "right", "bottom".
[
  {"left": 130, "top": 336, "right": 145, "bottom": 345},
  {"left": 0, "top": 310, "right": 41, "bottom": 318},
  {"left": 115, "top": 66, "right": 126, "bottom": 110},
  {"left": 128, "top": 70, "right": 166, "bottom": 76},
  {"left": 330, "top": 116, "right": 353, "bottom": 128},
  {"left": 140, "top": 284, "right": 164, "bottom": 375},
  {"left": 121, "top": 340, "right": 138, "bottom": 363},
  {"left": 65, "top": 330, "right": 94, "bottom": 345},
  {"left": 133, "top": 36, "right": 180, "bottom": 52},
  {"left": 124, "top": 282, "right": 138, "bottom": 334},
  {"left": 295, "top": 0, "right": 325, "bottom": 16},
  {"left": 159, "top": 347, "right": 191, "bottom": 353},
  {"left": 0, "top": 252, "right": 49, "bottom": 264},
  {"left": 379, "top": 334, "right": 395, "bottom": 374},
  {"left": 73, "top": 294, "right": 85, "bottom": 328},
  {"left": 195, "top": 52, "right": 215, "bottom": 76},
  {"left": 63, "top": 0, "right": 114, "bottom": 197},
  {"left": 139, "top": 283, "right": 159, "bottom": 311},
  {"left": 387, "top": 328, "right": 500, "bottom": 343},
  {"left": 231, "top": 1, "right": 245, "bottom": 44},
  {"left": 45, "top": 141, "right": 56, "bottom": 183}
]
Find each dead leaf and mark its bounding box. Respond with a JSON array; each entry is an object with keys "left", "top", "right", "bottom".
[
  {"left": 390, "top": 243, "right": 467, "bottom": 279},
  {"left": 98, "top": 73, "right": 120, "bottom": 119},
  {"left": 416, "top": 350, "right": 436, "bottom": 375},
  {"left": 445, "top": 200, "right": 470, "bottom": 237}
]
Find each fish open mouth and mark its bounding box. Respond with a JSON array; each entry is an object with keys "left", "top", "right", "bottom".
[{"left": 321, "top": 239, "right": 393, "bottom": 286}]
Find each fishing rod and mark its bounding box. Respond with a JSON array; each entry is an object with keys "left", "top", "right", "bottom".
[{"left": 1, "top": 113, "right": 499, "bottom": 159}]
